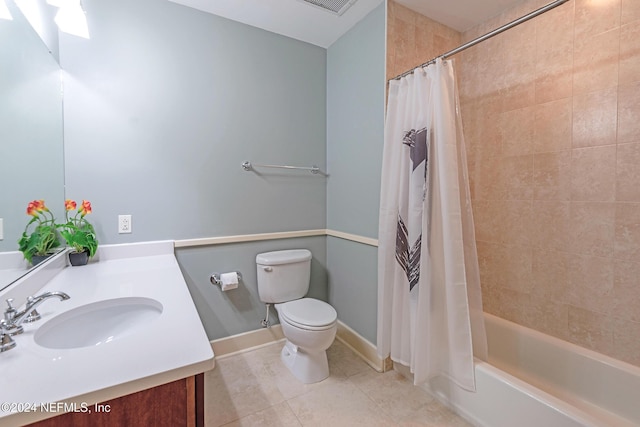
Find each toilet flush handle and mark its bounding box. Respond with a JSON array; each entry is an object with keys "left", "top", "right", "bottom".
[{"left": 262, "top": 266, "right": 273, "bottom": 272}]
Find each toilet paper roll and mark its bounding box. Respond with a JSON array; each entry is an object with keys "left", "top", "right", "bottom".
[{"left": 220, "top": 272, "right": 239, "bottom": 291}]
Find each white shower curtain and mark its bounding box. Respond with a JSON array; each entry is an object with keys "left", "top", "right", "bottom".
[{"left": 377, "top": 59, "right": 488, "bottom": 391}]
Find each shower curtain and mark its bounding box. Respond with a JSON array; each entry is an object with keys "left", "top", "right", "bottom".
[{"left": 377, "top": 59, "right": 487, "bottom": 391}]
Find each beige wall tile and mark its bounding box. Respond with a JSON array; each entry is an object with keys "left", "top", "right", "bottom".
[
  {"left": 574, "top": 0, "right": 621, "bottom": 39},
  {"left": 570, "top": 145, "right": 616, "bottom": 201},
  {"left": 621, "top": 0, "right": 640, "bottom": 25},
  {"left": 393, "top": 2, "right": 416, "bottom": 25},
  {"left": 573, "top": 28, "right": 620, "bottom": 95},
  {"left": 568, "top": 305, "right": 614, "bottom": 352},
  {"left": 619, "top": 22, "right": 640, "bottom": 85},
  {"left": 613, "top": 318, "right": 640, "bottom": 366},
  {"left": 534, "top": 98, "right": 572, "bottom": 153},
  {"left": 462, "top": 98, "right": 502, "bottom": 157},
  {"left": 536, "top": 0, "right": 574, "bottom": 57},
  {"left": 498, "top": 84, "right": 536, "bottom": 113},
  {"left": 617, "top": 142, "right": 640, "bottom": 202},
  {"left": 531, "top": 201, "right": 571, "bottom": 251},
  {"left": 393, "top": 17, "right": 417, "bottom": 76},
  {"left": 535, "top": 50, "right": 574, "bottom": 104},
  {"left": 533, "top": 151, "right": 572, "bottom": 201},
  {"left": 532, "top": 249, "right": 570, "bottom": 303},
  {"left": 618, "top": 81, "right": 640, "bottom": 143},
  {"left": 572, "top": 87, "right": 618, "bottom": 148},
  {"left": 415, "top": 22, "right": 434, "bottom": 68},
  {"left": 472, "top": 200, "right": 505, "bottom": 243},
  {"left": 613, "top": 259, "right": 640, "bottom": 322},
  {"left": 501, "top": 200, "right": 533, "bottom": 246},
  {"left": 501, "top": 24, "right": 537, "bottom": 89},
  {"left": 568, "top": 201, "right": 615, "bottom": 257},
  {"left": 484, "top": 286, "right": 531, "bottom": 324},
  {"left": 523, "top": 298, "right": 570, "bottom": 340},
  {"left": 476, "top": 241, "right": 504, "bottom": 291},
  {"left": 478, "top": 242, "right": 534, "bottom": 305},
  {"left": 535, "top": 1, "right": 574, "bottom": 104},
  {"left": 467, "top": 154, "right": 506, "bottom": 201},
  {"left": 568, "top": 254, "right": 614, "bottom": 314},
  {"left": 614, "top": 202, "right": 640, "bottom": 260},
  {"left": 500, "top": 244, "right": 534, "bottom": 293},
  {"left": 502, "top": 154, "right": 534, "bottom": 200},
  {"left": 499, "top": 106, "right": 535, "bottom": 156},
  {"left": 387, "top": 0, "right": 462, "bottom": 81}
]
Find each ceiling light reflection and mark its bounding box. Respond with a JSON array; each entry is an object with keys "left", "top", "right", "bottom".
[
  {"left": 54, "top": 2, "right": 88, "bottom": 38},
  {"left": 0, "top": 0, "right": 12, "bottom": 20}
]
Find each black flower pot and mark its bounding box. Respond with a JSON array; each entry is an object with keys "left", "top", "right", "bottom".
[
  {"left": 31, "top": 254, "right": 51, "bottom": 266},
  {"left": 69, "top": 250, "right": 90, "bottom": 266}
]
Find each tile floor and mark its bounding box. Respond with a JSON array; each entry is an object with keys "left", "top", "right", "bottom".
[{"left": 204, "top": 340, "right": 472, "bottom": 427}]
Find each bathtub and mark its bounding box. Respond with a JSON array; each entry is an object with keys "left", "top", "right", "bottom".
[{"left": 425, "top": 313, "right": 640, "bottom": 427}]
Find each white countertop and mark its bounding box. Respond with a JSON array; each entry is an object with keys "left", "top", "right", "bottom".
[{"left": 0, "top": 241, "right": 215, "bottom": 426}]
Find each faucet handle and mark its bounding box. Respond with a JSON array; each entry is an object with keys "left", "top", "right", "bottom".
[
  {"left": 4, "top": 299, "right": 17, "bottom": 321},
  {"left": 0, "top": 321, "right": 17, "bottom": 352},
  {"left": 3, "top": 299, "right": 23, "bottom": 335}
]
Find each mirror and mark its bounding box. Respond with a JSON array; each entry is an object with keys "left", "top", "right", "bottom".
[{"left": 0, "top": 0, "right": 65, "bottom": 290}]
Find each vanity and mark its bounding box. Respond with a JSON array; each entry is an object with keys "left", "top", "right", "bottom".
[{"left": 0, "top": 241, "right": 214, "bottom": 427}]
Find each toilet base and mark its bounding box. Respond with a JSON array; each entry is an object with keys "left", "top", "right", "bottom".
[{"left": 281, "top": 340, "right": 329, "bottom": 384}]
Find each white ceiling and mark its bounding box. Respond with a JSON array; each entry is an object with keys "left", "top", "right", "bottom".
[{"left": 168, "top": 0, "right": 527, "bottom": 48}]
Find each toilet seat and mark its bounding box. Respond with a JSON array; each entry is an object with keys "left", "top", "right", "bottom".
[{"left": 278, "top": 298, "right": 337, "bottom": 331}]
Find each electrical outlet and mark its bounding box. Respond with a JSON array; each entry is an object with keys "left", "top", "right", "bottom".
[{"left": 118, "top": 215, "right": 132, "bottom": 234}]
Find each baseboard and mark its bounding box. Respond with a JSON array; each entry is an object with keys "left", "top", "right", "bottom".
[
  {"left": 210, "top": 325, "right": 285, "bottom": 359},
  {"left": 335, "top": 320, "right": 388, "bottom": 373},
  {"left": 209, "top": 321, "right": 388, "bottom": 373}
]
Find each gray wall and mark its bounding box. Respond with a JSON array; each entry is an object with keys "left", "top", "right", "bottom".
[
  {"left": 61, "top": 0, "right": 327, "bottom": 245},
  {"left": 59, "top": 0, "right": 385, "bottom": 343},
  {"left": 59, "top": 0, "right": 327, "bottom": 340},
  {"left": 326, "top": 3, "right": 386, "bottom": 344},
  {"left": 176, "top": 236, "right": 326, "bottom": 340}
]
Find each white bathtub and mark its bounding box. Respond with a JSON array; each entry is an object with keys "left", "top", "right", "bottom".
[{"left": 425, "top": 313, "right": 640, "bottom": 427}]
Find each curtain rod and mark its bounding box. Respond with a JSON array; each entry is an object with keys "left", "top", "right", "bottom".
[{"left": 390, "top": 0, "right": 571, "bottom": 81}]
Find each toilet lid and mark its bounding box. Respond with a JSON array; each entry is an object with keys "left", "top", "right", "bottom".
[{"left": 279, "top": 298, "right": 337, "bottom": 328}]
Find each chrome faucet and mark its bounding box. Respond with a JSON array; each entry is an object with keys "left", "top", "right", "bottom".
[{"left": 3, "top": 292, "right": 70, "bottom": 336}]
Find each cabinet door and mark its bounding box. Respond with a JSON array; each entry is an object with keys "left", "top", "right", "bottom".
[{"left": 28, "top": 375, "right": 203, "bottom": 427}]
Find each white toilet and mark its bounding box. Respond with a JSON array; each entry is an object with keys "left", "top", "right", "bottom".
[{"left": 256, "top": 249, "right": 337, "bottom": 384}]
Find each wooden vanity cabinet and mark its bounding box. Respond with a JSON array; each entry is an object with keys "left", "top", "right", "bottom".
[{"left": 27, "top": 374, "right": 204, "bottom": 427}]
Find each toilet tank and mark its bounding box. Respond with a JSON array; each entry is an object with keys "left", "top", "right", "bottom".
[{"left": 256, "top": 249, "right": 312, "bottom": 303}]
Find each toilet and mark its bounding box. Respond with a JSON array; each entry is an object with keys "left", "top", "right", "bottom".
[{"left": 256, "top": 249, "right": 337, "bottom": 384}]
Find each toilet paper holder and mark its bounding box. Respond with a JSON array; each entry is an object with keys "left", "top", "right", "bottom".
[{"left": 210, "top": 271, "right": 243, "bottom": 286}]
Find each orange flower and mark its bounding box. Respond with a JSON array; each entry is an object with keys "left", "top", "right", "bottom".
[
  {"left": 26, "top": 201, "right": 39, "bottom": 216},
  {"left": 79, "top": 200, "right": 92, "bottom": 215},
  {"left": 34, "top": 200, "right": 46, "bottom": 212},
  {"left": 65, "top": 199, "right": 77, "bottom": 211}
]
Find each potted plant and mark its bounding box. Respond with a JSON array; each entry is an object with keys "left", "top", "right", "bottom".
[
  {"left": 57, "top": 199, "right": 98, "bottom": 266},
  {"left": 18, "top": 200, "right": 61, "bottom": 266}
]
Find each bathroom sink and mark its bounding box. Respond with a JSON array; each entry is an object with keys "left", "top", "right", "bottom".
[{"left": 34, "top": 297, "right": 163, "bottom": 350}]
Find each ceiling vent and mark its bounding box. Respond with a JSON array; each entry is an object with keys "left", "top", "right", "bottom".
[{"left": 298, "top": 0, "right": 358, "bottom": 16}]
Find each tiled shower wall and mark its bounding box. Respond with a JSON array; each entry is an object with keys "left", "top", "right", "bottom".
[
  {"left": 386, "top": 1, "right": 460, "bottom": 80},
  {"left": 388, "top": 0, "right": 640, "bottom": 366}
]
